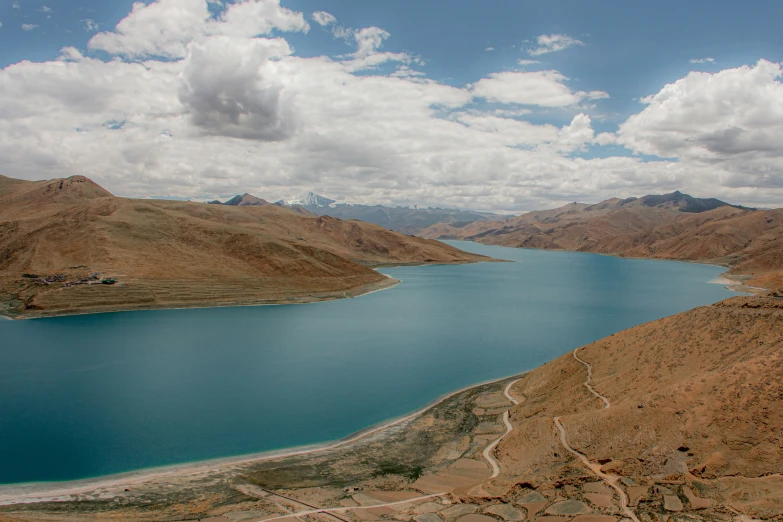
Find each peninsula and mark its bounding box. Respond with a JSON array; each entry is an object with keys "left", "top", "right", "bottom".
[{"left": 0, "top": 174, "right": 488, "bottom": 319}]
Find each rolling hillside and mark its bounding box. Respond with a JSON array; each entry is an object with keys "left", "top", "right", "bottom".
[{"left": 0, "top": 175, "right": 488, "bottom": 318}]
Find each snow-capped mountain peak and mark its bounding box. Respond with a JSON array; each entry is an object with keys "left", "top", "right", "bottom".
[{"left": 285, "top": 192, "right": 336, "bottom": 207}]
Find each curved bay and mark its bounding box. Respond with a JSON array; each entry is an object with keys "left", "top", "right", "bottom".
[{"left": 0, "top": 242, "right": 734, "bottom": 484}]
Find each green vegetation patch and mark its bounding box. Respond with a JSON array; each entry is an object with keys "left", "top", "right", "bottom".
[{"left": 372, "top": 461, "right": 424, "bottom": 481}]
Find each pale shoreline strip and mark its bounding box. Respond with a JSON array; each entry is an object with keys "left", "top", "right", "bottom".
[{"left": 0, "top": 371, "right": 529, "bottom": 505}]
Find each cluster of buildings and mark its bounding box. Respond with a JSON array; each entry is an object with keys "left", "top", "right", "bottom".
[{"left": 28, "top": 272, "right": 117, "bottom": 287}]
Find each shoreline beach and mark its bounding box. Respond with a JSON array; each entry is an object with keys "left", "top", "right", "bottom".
[{"left": 0, "top": 372, "right": 527, "bottom": 505}]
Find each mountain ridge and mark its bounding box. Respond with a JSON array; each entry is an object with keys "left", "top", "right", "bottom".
[
  {"left": 421, "top": 190, "right": 781, "bottom": 289},
  {"left": 0, "top": 175, "right": 488, "bottom": 318}
]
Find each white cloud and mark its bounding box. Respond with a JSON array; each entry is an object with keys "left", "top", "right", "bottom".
[
  {"left": 340, "top": 26, "right": 413, "bottom": 72},
  {"left": 517, "top": 59, "right": 541, "bottom": 66},
  {"left": 312, "top": 11, "right": 336, "bottom": 27},
  {"left": 58, "top": 46, "right": 85, "bottom": 61},
  {"left": 331, "top": 25, "right": 352, "bottom": 40},
  {"left": 88, "top": 0, "right": 309, "bottom": 59},
  {"left": 12, "top": 2, "right": 20, "bottom": 9},
  {"left": 614, "top": 60, "right": 783, "bottom": 189},
  {"left": 556, "top": 113, "right": 595, "bottom": 152},
  {"left": 528, "top": 34, "right": 584, "bottom": 56},
  {"left": 485, "top": 47, "right": 495, "bottom": 52},
  {"left": 218, "top": 0, "right": 309, "bottom": 38},
  {"left": 0, "top": 1, "right": 781, "bottom": 211},
  {"left": 390, "top": 65, "right": 425, "bottom": 78},
  {"left": 21, "top": 23, "right": 38, "bottom": 31},
  {"left": 179, "top": 36, "right": 296, "bottom": 140},
  {"left": 38, "top": 5, "right": 52, "bottom": 13},
  {"left": 83, "top": 19, "right": 99, "bottom": 32},
  {"left": 470, "top": 70, "right": 609, "bottom": 107},
  {"left": 88, "top": 0, "right": 213, "bottom": 58},
  {"left": 689, "top": 57, "right": 715, "bottom": 64}
]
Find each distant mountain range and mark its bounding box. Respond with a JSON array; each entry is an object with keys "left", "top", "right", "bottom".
[
  {"left": 209, "top": 191, "right": 509, "bottom": 235},
  {"left": 421, "top": 190, "right": 782, "bottom": 289},
  {"left": 208, "top": 193, "right": 269, "bottom": 206}
]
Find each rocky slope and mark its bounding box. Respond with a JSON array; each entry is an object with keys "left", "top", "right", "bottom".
[
  {"left": 0, "top": 175, "right": 488, "bottom": 318},
  {"left": 492, "top": 294, "right": 783, "bottom": 519},
  {"left": 421, "top": 191, "right": 783, "bottom": 289}
]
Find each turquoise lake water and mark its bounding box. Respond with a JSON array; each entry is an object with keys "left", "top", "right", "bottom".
[{"left": 0, "top": 242, "right": 735, "bottom": 484}]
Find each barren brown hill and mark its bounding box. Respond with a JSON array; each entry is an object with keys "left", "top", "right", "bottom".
[
  {"left": 0, "top": 174, "right": 488, "bottom": 318},
  {"left": 490, "top": 294, "right": 783, "bottom": 519},
  {"left": 422, "top": 192, "right": 783, "bottom": 289}
]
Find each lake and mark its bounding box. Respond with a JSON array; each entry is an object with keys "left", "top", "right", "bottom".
[{"left": 0, "top": 242, "right": 734, "bottom": 484}]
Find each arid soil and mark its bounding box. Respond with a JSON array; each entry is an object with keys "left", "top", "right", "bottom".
[
  {"left": 420, "top": 192, "right": 783, "bottom": 290},
  {"left": 0, "top": 174, "right": 488, "bottom": 318},
  {"left": 2, "top": 294, "right": 780, "bottom": 521}
]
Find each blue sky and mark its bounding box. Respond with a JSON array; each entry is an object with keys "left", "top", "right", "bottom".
[
  {"left": 4, "top": 1, "right": 782, "bottom": 115},
  {"left": 1, "top": 0, "right": 782, "bottom": 209}
]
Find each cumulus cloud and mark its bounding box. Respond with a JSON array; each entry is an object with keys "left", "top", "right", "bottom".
[
  {"left": 528, "top": 34, "right": 584, "bottom": 56},
  {"left": 312, "top": 11, "right": 336, "bottom": 26},
  {"left": 614, "top": 60, "right": 783, "bottom": 189},
  {"left": 88, "top": 0, "right": 308, "bottom": 59},
  {"left": 179, "top": 36, "right": 296, "bottom": 140},
  {"left": 21, "top": 23, "right": 38, "bottom": 31},
  {"left": 0, "top": 0, "right": 781, "bottom": 210},
  {"left": 690, "top": 57, "right": 715, "bottom": 64},
  {"left": 470, "top": 70, "right": 608, "bottom": 107},
  {"left": 557, "top": 114, "right": 596, "bottom": 152}
]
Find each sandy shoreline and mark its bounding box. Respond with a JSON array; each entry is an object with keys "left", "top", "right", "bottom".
[{"left": 0, "top": 371, "right": 527, "bottom": 505}]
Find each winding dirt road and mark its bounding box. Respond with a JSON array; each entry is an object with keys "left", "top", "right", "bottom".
[
  {"left": 503, "top": 379, "right": 520, "bottom": 405},
  {"left": 554, "top": 417, "right": 639, "bottom": 522},
  {"left": 554, "top": 348, "right": 640, "bottom": 522},
  {"left": 483, "top": 411, "right": 513, "bottom": 479},
  {"left": 481, "top": 378, "right": 521, "bottom": 479},
  {"left": 255, "top": 492, "right": 450, "bottom": 522},
  {"left": 573, "top": 346, "right": 610, "bottom": 409},
  {"left": 250, "top": 378, "right": 526, "bottom": 522}
]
